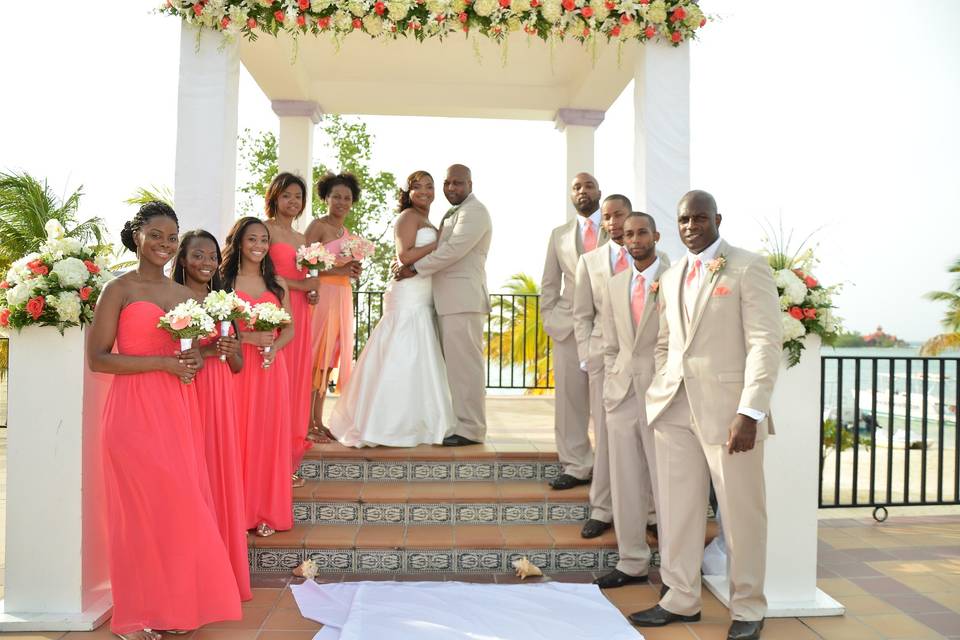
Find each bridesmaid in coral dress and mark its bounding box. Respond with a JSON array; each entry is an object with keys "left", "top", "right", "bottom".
[
  {"left": 221, "top": 216, "right": 295, "bottom": 538},
  {"left": 304, "top": 172, "right": 363, "bottom": 441},
  {"left": 173, "top": 229, "right": 252, "bottom": 602},
  {"left": 263, "top": 173, "right": 318, "bottom": 486},
  {"left": 87, "top": 202, "right": 240, "bottom": 639}
]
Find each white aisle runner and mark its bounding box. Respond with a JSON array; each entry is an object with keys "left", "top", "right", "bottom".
[{"left": 291, "top": 580, "right": 643, "bottom": 640}]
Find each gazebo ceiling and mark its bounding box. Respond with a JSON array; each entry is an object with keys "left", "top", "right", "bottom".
[{"left": 240, "top": 32, "right": 639, "bottom": 120}]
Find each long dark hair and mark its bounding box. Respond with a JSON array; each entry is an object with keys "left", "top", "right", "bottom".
[
  {"left": 120, "top": 201, "right": 178, "bottom": 252},
  {"left": 173, "top": 229, "right": 225, "bottom": 291},
  {"left": 219, "top": 217, "right": 284, "bottom": 302},
  {"left": 397, "top": 170, "right": 432, "bottom": 212},
  {"left": 265, "top": 172, "right": 308, "bottom": 219}
]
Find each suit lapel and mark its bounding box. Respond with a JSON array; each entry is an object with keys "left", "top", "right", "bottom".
[
  {"left": 561, "top": 218, "right": 579, "bottom": 270},
  {"left": 684, "top": 240, "right": 729, "bottom": 349}
]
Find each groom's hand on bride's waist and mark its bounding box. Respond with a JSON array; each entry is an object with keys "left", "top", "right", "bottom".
[{"left": 391, "top": 259, "right": 416, "bottom": 280}]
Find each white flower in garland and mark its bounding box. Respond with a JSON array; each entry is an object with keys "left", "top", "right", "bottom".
[
  {"left": 426, "top": 0, "right": 451, "bottom": 14},
  {"left": 362, "top": 13, "right": 385, "bottom": 34},
  {"left": 473, "top": 0, "right": 497, "bottom": 17},
  {"left": 684, "top": 4, "right": 704, "bottom": 28},
  {"left": 311, "top": 0, "right": 333, "bottom": 10},
  {"left": 588, "top": 0, "right": 609, "bottom": 21},
  {"left": 387, "top": 0, "right": 411, "bottom": 20},
  {"left": 646, "top": 0, "right": 667, "bottom": 24},
  {"left": 541, "top": 0, "right": 563, "bottom": 22},
  {"left": 620, "top": 20, "right": 640, "bottom": 38},
  {"left": 348, "top": 0, "right": 367, "bottom": 16},
  {"left": 781, "top": 313, "right": 806, "bottom": 342},
  {"left": 512, "top": 0, "right": 532, "bottom": 12},
  {"left": 451, "top": 0, "right": 467, "bottom": 11},
  {"left": 50, "top": 290, "right": 83, "bottom": 324},
  {"left": 51, "top": 257, "right": 89, "bottom": 289},
  {"left": 333, "top": 8, "right": 353, "bottom": 29}
]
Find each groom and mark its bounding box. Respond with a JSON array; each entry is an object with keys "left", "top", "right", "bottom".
[{"left": 396, "top": 164, "right": 493, "bottom": 445}]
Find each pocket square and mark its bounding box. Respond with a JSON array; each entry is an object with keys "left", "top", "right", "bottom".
[{"left": 713, "top": 286, "right": 732, "bottom": 297}]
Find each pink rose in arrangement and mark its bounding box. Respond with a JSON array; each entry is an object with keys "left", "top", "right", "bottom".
[
  {"left": 581, "top": 6, "right": 593, "bottom": 17},
  {"left": 644, "top": 25, "right": 656, "bottom": 38},
  {"left": 0, "top": 280, "right": 8, "bottom": 289},
  {"left": 803, "top": 308, "right": 817, "bottom": 320},
  {"left": 169, "top": 315, "right": 192, "bottom": 331},
  {"left": 26, "top": 295, "right": 45, "bottom": 320},
  {"left": 804, "top": 275, "right": 819, "bottom": 288},
  {"left": 671, "top": 31, "right": 682, "bottom": 43},
  {"left": 79, "top": 286, "right": 93, "bottom": 301},
  {"left": 27, "top": 259, "right": 49, "bottom": 276},
  {"left": 788, "top": 306, "right": 804, "bottom": 321},
  {"left": 0, "top": 308, "right": 10, "bottom": 327},
  {"left": 83, "top": 259, "right": 100, "bottom": 274}
]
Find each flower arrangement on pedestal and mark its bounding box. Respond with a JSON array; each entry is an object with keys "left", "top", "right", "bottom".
[
  {"left": 762, "top": 223, "right": 841, "bottom": 368},
  {"left": 162, "top": 0, "right": 706, "bottom": 47},
  {"left": 0, "top": 220, "right": 114, "bottom": 334}
]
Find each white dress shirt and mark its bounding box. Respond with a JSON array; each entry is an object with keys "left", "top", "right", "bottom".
[
  {"left": 682, "top": 236, "right": 765, "bottom": 423},
  {"left": 576, "top": 210, "right": 602, "bottom": 249},
  {"left": 630, "top": 256, "right": 661, "bottom": 298}
]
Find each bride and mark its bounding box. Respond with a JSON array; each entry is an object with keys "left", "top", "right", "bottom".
[{"left": 329, "top": 170, "right": 457, "bottom": 447}]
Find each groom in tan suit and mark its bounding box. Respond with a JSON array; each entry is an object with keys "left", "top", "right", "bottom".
[
  {"left": 629, "top": 191, "right": 782, "bottom": 640},
  {"left": 541, "top": 173, "right": 608, "bottom": 490},
  {"left": 400, "top": 164, "right": 493, "bottom": 445}
]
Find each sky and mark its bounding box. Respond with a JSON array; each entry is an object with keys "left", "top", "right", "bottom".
[{"left": 2, "top": 1, "right": 958, "bottom": 343}]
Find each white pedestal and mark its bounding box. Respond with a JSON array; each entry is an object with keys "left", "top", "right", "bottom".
[
  {"left": 0, "top": 327, "right": 113, "bottom": 631},
  {"left": 703, "top": 336, "right": 844, "bottom": 617}
]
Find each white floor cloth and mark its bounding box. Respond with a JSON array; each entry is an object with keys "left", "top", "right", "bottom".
[{"left": 291, "top": 580, "right": 643, "bottom": 640}]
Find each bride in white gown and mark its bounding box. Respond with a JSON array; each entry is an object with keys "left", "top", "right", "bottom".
[{"left": 329, "top": 171, "right": 456, "bottom": 447}]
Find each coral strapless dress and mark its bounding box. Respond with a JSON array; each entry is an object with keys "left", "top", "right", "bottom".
[
  {"left": 310, "top": 232, "right": 354, "bottom": 392},
  {"left": 101, "top": 301, "right": 241, "bottom": 634}
]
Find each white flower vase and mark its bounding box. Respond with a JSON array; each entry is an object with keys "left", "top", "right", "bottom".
[
  {"left": 1, "top": 327, "right": 112, "bottom": 629},
  {"left": 703, "top": 335, "right": 844, "bottom": 617}
]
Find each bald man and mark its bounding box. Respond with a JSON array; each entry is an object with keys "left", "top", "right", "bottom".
[
  {"left": 540, "top": 172, "right": 609, "bottom": 490},
  {"left": 401, "top": 164, "right": 493, "bottom": 445},
  {"left": 629, "top": 191, "right": 782, "bottom": 640}
]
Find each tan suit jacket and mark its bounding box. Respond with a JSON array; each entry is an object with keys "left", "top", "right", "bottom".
[
  {"left": 645, "top": 240, "right": 782, "bottom": 445},
  {"left": 573, "top": 246, "right": 615, "bottom": 363},
  {"left": 414, "top": 192, "right": 492, "bottom": 316},
  {"left": 540, "top": 216, "right": 608, "bottom": 342},
  {"left": 601, "top": 258, "right": 671, "bottom": 411}
]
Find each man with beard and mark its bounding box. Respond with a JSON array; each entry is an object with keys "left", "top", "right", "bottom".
[
  {"left": 594, "top": 212, "right": 669, "bottom": 588},
  {"left": 540, "top": 172, "right": 608, "bottom": 490},
  {"left": 572, "top": 194, "right": 632, "bottom": 536}
]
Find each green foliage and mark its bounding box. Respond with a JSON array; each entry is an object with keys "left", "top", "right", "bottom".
[
  {"left": 125, "top": 185, "right": 174, "bottom": 208},
  {"left": 821, "top": 418, "right": 873, "bottom": 458},
  {"left": 237, "top": 117, "right": 398, "bottom": 290},
  {"left": 921, "top": 256, "right": 960, "bottom": 355},
  {"left": 486, "top": 273, "right": 553, "bottom": 395},
  {"left": 0, "top": 171, "right": 105, "bottom": 275}
]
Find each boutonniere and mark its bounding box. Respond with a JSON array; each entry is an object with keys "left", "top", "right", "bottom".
[
  {"left": 706, "top": 255, "right": 726, "bottom": 281},
  {"left": 649, "top": 281, "right": 660, "bottom": 297}
]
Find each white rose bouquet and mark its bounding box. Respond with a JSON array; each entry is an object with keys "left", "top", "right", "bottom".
[
  {"left": 296, "top": 242, "right": 337, "bottom": 277},
  {"left": 250, "top": 301, "right": 292, "bottom": 367},
  {"left": 203, "top": 290, "right": 252, "bottom": 361}
]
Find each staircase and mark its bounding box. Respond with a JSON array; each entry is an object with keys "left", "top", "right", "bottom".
[{"left": 248, "top": 440, "right": 622, "bottom": 575}]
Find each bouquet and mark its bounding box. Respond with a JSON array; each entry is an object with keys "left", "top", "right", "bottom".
[
  {"left": 203, "top": 290, "right": 252, "bottom": 361},
  {"left": 340, "top": 235, "right": 376, "bottom": 263},
  {"left": 296, "top": 242, "right": 337, "bottom": 277},
  {"left": 250, "top": 301, "right": 291, "bottom": 367},
  {"left": 0, "top": 219, "right": 113, "bottom": 334},
  {"left": 156, "top": 299, "right": 216, "bottom": 380}
]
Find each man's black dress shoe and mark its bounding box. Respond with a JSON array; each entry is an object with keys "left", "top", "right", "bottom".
[
  {"left": 627, "top": 605, "right": 700, "bottom": 627},
  {"left": 442, "top": 435, "right": 481, "bottom": 447},
  {"left": 727, "top": 619, "right": 764, "bottom": 640},
  {"left": 549, "top": 473, "right": 591, "bottom": 490},
  {"left": 580, "top": 518, "right": 612, "bottom": 538},
  {"left": 593, "top": 569, "right": 648, "bottom": 589}
]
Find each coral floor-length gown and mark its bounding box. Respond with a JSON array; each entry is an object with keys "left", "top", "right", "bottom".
[
  {"left": 310, "top": 232, "right": 354, "bottom": 392},
  {"left": 101, "top": 301, "right": 241, "bottom": 634},
  {"left": 194, "top": 331, "right": 253, "bottom": 601},
  {"left": 235, "top": 289, "right": 294, "bottom": 532},
  {"left": 268, "top": 242, "right": 314, "bottom": 471}
]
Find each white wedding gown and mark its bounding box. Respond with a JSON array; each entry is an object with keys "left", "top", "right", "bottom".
[{"left": 329, "top": 227, "right": 456, "bottom": 447}]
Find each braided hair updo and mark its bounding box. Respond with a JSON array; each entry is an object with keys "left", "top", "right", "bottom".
[{"left": 120, "top": 201, "right": 179, "bottom": 252}]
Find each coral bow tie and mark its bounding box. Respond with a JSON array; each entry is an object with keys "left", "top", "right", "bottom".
[{"left": 582, "top": 219, "right": 598, "bottom": 253}]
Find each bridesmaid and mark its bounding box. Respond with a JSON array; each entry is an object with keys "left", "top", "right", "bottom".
[
  {"left": 221, "top": 216, "right": 295, "bottom": 537},
  {"left": 172, "top": 229, "right": 252, "bottom": 601},
  {"left": 87, "top": 202, "right": 240, "bottom": 639},
  {"left": 304, "top": 172, "right": 363, "bottom": 441},
  {"left": 263, "top": 172, "right": 318, "bottom": 486}
]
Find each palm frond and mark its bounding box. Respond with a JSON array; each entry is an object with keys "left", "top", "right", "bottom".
[
  {"left": 920, "top": 333, "right": 960, "bottom": 356},
  {"left": 125, "top": 185, "right": 174, "bottom": 208}
]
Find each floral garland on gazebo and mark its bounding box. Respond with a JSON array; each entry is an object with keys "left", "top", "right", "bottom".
[{"left": 162, "top": 0, "right": 706, "bottom": 46}]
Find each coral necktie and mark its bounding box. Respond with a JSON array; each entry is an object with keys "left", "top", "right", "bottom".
[
  {"left": 631, "top": 274, "right": 646, "bottom": 326},
  {"left": 582, "top": 219, "right": 597, "bottom": 253},
  {"left": 614, "top": 247, "right": 629, "bottom": 274},
  {"left": 686, "top": 259, "right": 702, "bottom": 288}
]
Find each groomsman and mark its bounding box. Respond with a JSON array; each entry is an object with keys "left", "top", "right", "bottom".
[
  {"left": 540, "top": 173, "right": 607, "bottom": 490},
  {"left": 629, "top": 191, "right": 782, "bottom": 640},
  {"left": 572, "top": 194, "right": 632, "bottom": 536},
  {"left": 593, "top": 212, "right": 669, "bottom": 588}
]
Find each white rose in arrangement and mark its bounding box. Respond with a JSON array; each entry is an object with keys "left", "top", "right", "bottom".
[
  {"left": 387, "top": 0, "right": 410, "bottom": 20},
  {"left": 451, "top": 0, "right": 467, "bottom": 11},
  {"left": 52, "top": 257, "right": 90, "bottom": 289},
  {"left": 9, "top": 252, "right": 41, "bottom": 285},
  {"left": 362, "top": 14, "right": 385, "bottom": 34},
  {"left": 43, "top": 236, "right": 84, "bottom": 261},
  {"left": 541, "top": 0, "right": 563, "bottom": 22},
  {"left": 348, "top": 0, "right": 367, "bottom": 16},
  {"left": 473, "top": 0, "right": 498, "bottom": 17},
  {"left": 311, "top": 0, "right": 333, "bottom": 10},
  {"left": 684, "top": 4, "right": 703, "bottom": 28},
  {"left": 50, "top": 290, "right": 83, "bottom": 324},
  {"left": 512, "top": 0, "right": 532, "bottom": 12},
  {"left": 6, "top": 282, "right": 32, "bottom": 307},
  {"left": 333, "top": 9, "right": 353, "bottom": 29},
  {"left": 426, "top": 0, "right": 450, "bottom": 14},
  {"left": 44, "top": 219, "right": 66, "bottom": 241},
  {"left": 588, "top": 0, "right": 609, "bottom": 21},
  {"left": 781, "top": 313, "right": 806, "bottom": 342},
  {"left": 774, "top": 269, "right": 807, "bottom": 305},
  {"left": 620, "top": 20, "right": 640, "bottom": 38},
  {"left": 646, "top": 0, "right": 667, "bottom": 24}
]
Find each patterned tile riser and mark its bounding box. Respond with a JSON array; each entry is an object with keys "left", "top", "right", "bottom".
[
  {"left": 292, "top": 502, "right": 591, "bottom": 525},
  {"left": 298, "top": 461, "right": 562, "bottom": 482},
  {"left": 250, "top": 548, "right": 656, "bottom": 574}
]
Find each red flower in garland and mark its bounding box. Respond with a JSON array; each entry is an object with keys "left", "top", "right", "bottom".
[
  {"left": 192, "top": 3, "right": 203, "bottom": 17},
  {"left": 610, "top": 24, "right": 621, "bottom": 36},
  {"left": 499, "top": 0, "right": 511, "bottom": 7},
  {"left": 26, "top": 296, "right": 45, "bottom": 320},
  {"left": 671, "top": 31, "right": 681, "bottom": 43},
  {"left": 562, "top": 0, "right": 576, "bottom": 11},
  {"left": 459, "top": 11, "right": 468, "bottom": 22},
  {"left": 0, "top": 308, "right": 9, "bottom": 327},
  {"left": 374, "top": 1, "right": 386, "bottom": 14},
  {"left": 619, "top": 14, "right": 632, "bottom": 24},
  {"left": 582, "top": 26, "right": 590, "bottom": 36},
  {"left": 220, "top": 17, "right": 230, "bottom": 29},
  {"left": 297, "top": 14, "right": 307, "bottom": 27},
  {"left": 27, "top": 259, "right": 49, "bottom": 276},
  {"left": 604, "top": 1, "right": 614, "bottom": 9},
  {"left": 298, "top": 0, "right": 310, "bottom": 9},
  {"left": 79, "top": 286, "right": 93, "bottom": 301},
  {"left": 644, "top": 25, "right": 656, "bottom": 38},
  {"left": 530, "top": 0, "right": 539, "bottom": 6},
  {"left": 581, "top": 6, "right": 593, "bottom": 17},
  {"left": 247, "top": 17, "right": 258, "bottom": 28},
  {"left": 274, "top": 10, "right": 285, "bottom": 22},
  {"left": 352, "top": 17, "right": 362, "bottom": 28},
  {"left": 788, "top": 307, "right": 804, "bottom": 321},
  {"left": 670, "top": 7, "right": 686, "bottom": 23},
  {"left": 317, "top": 16, "right": 331, "bottom": 28}
]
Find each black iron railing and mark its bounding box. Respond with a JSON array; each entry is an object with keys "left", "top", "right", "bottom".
[
  {"left": 353, "top": 291, "right": 554, "bottom": 391},
  {"left": 819, "top": 356, "right": 960, "bottom": 520}
]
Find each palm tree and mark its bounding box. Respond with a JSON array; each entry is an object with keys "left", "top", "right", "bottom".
[
  {"left": 125, "top": 185, "right": 174, "bottom": 208},
  {"left": 0, "top": 171, "right": 105, "bottom": 274},
  {"left": 921, "top": 256, "right": 960, "bottom": 355},
  {"left": 485, "top": 273, "right": 554, "bottom": 395}
]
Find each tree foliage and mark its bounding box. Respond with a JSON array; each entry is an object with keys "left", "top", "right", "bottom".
[
  {"left": 485, "top": 272, "right": 553, "bottom": 395},
  {"left": 237, "top": 116, "right": 398, "bottom": 290},
  {"left": 921, "top": 256, "right": 960, "bottom": 355}
]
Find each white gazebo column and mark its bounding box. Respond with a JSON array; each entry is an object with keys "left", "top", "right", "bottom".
[
  {"left": 632, "top": 42, "right": 689, "bottom": 259},
  {"left": 555, "top": 108, "right": 605, "bottom": 220},
  {"left": 272, "top": 100, "right": 322, "bottom": 229},
  {"left": 173, "top": 23, "right": 240, "bottom": 241}
]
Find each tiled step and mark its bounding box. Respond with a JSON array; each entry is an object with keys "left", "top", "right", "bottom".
[
  {"left": 292, "top": 481, "right": 592, "bottom": 525},
  {"left": 248, "top": 523, "right": 625, "bottom": 574},
  {"left": 298, "top": 441, "right": 561, "bottom": 483}
]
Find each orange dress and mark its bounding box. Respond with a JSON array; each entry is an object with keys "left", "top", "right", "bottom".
[
  {"left": 234, "top": 289, "right": 293, "bottom": 531},
  {"left": 310, "top": 232, "right": 354, "bottom": 392},
  {"left": 101, "top": 301, "right": 241, "bottom": 634},
  {"left": 194, "top": 331, "right": 252, "bottom": 601},
  {"left": 268, "top": 242, "right": 314, "bottom": 471}
]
